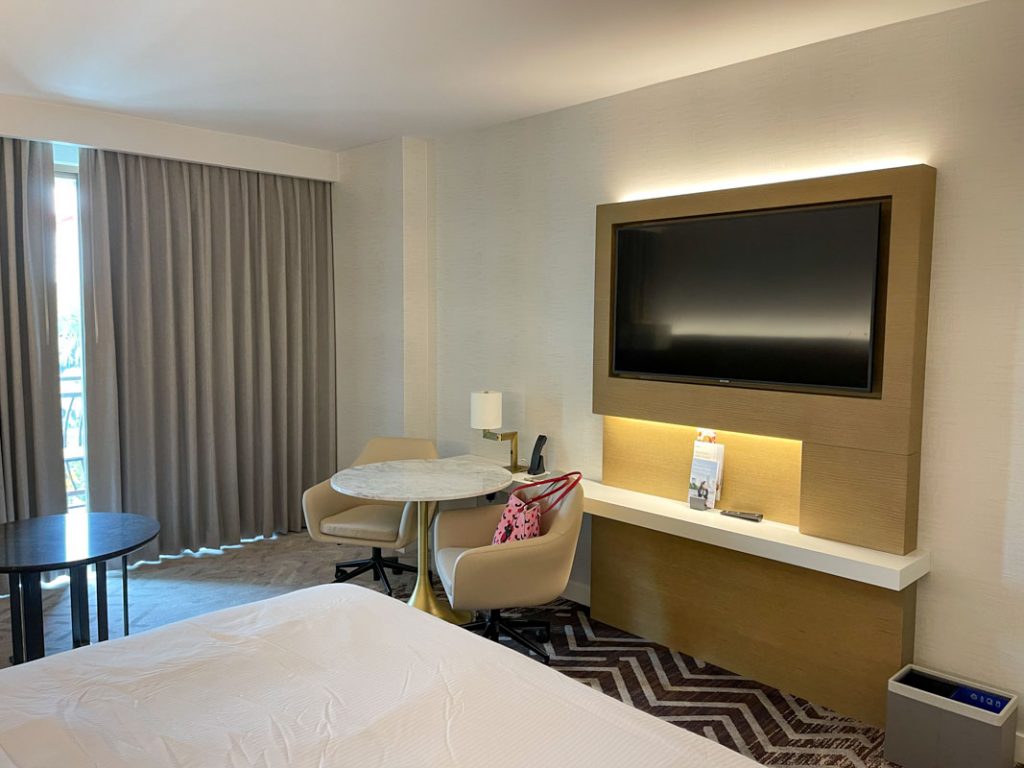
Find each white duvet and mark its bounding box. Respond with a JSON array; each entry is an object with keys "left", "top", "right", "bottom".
[{"left": 0, "top": 584, "right": 755, "bottom": 767}]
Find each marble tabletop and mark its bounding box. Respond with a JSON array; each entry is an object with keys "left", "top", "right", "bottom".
[{"left": 330, "top": 454, "right": 512, "bottom": 503}]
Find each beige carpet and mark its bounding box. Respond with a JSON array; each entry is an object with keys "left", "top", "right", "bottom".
[{"left": 0, "top": 533, "right": 405, "bottom": 665}]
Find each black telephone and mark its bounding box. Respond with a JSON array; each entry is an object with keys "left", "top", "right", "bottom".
[{"left": 527, "top": 435, "right": 547, "bottom": 475}]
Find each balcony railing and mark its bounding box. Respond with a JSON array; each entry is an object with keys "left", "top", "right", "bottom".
[{"left": 60, "top": 368, "right": 87, "bottom": 511}]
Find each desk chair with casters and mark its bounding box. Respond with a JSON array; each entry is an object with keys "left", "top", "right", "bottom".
[
  {"left": 433, "top": 480, "right": 584, "bottom": 664},
  {"left": 303, "top": 437, "right": 437, "bottom": 596}
]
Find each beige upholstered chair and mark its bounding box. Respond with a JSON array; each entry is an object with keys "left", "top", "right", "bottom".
[
  {"left": 433, "top": 480, "right": 584, "bottom": 663},
  {"left": 303, "top": 437, "right": 438, "bottom": 596}
]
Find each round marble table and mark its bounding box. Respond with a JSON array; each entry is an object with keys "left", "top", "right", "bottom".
[{"left": 331, "top": 455, "right": 511, "bottom": 623}]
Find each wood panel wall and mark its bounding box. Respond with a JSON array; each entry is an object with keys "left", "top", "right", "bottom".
[
  {"left": 593, "top": 165, "right": 936, "bottom": 554},
  {"left": 603, "top": 417, "right": 802, "bottom": 525},
  {"left": 592, "top": 517, "right": 916, "bottom": 726},
  {"left": 590, "top": 168, "right": 934, "bottom": 724}
]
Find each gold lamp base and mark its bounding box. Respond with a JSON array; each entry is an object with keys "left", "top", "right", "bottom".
[{"left": 482, "top": 429, "right": 527, "bottom": 474}]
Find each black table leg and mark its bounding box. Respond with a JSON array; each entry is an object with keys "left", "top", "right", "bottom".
[
  {"left": 122, "top": 555, "right": 130, "bottom": 636},
  {"left": 70, "top": 565, "right": 90, "bottom": 648},
  {"left": 9, "top": 573, "right": 23, "bottom": 665},
  {"left": 20, "top": 572, "right": 44, "bottom": 661},
  {"left": 96, "top": 561, "right": 108, "bottom": 642}
]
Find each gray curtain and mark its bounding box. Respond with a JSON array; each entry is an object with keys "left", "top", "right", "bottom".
[
  {"left": 0, "top": 138, "right": 66, "bottom": 523},
  {"left": 81, "top": 150, "right": 335, "bottom": 556}
]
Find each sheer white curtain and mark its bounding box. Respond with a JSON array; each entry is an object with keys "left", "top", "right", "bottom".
[
  {"left": 81, "top": 149, "right": 336, "bottom": 556},
  {"left": 0, "top": 138, "right": 66, "bottom": 523}
]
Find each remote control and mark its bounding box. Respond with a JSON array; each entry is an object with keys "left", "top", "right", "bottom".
[{"left": 720, "top": 509, "right": 763, "bottom": 523}]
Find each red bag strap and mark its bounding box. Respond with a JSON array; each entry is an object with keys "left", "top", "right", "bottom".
[{"left": 514, "top": 472, "right": 582, "bottom": 515}]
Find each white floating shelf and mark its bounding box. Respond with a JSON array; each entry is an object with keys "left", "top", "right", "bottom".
[{"left": 580, "top": 479, "right": 930, "bottom": 591}]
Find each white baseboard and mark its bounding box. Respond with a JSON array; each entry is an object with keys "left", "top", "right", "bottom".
[{"left": 561, "top": 578, "right": 591, "bottom": 606}]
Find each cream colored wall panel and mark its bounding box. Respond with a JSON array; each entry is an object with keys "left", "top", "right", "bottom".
[
  {"left": 433, "top": 1, "right": 1024, "bottom": 744},
  {"left": 0, "top": 93, "right": 338, "bottom": 181},
  {"left": 334, "top": 138, "right": 439, "bottom": 468},
  {"left": 402, "top": 137, "right": 438, "bottom": 441},
  {"left": 334, "top": 139, "right": 406, "bottom": 467}
]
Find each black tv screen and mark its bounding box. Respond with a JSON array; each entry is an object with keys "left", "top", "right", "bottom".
[{"left": 612, "top": 200, "right": 885, "bottom": 393}]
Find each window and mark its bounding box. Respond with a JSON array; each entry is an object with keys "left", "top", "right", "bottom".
[{"left": 54, "top": 146, "right": 87, "bottom": 512}]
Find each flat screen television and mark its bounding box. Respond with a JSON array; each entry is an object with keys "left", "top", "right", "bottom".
[{"left": 612, "top": 199, "right": 886, "bottom": 394}]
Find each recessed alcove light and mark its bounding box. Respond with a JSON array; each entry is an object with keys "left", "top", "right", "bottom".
[
  {"left": 602, "top": 415, "right": 803, "bottom": 524},
  {"left": 619, "top": 157, "right": 923, "bottom": 202}
]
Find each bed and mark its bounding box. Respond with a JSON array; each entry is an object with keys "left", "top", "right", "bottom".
[{"left": 0, "top": 584, "right": 755, "bottom": 767}]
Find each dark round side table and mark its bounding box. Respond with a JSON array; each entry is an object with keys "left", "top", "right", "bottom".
[{"left": 0, "top": 512, "right": 160, "bottom": 663}]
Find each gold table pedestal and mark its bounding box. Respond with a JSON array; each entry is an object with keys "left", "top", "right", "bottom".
[{"left": 407, "top": 500, "right": 473, "bottom": 624}]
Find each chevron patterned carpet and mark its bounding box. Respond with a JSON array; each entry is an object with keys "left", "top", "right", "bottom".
[
  {"left": 0, "top": 533, "right": 911, "bottom": 767},
  {"left": 538, "top": 602, "right": 891, "bottom": 767}
]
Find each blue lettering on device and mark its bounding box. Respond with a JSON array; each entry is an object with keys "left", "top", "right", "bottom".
[{"left": 951, "top": 685, "right": 1011, "bottom": 714}]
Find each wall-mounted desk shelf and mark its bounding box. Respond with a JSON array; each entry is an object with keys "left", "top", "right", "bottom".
[{"left": 581, "top": 479, "right": 930, "bottom": 591}]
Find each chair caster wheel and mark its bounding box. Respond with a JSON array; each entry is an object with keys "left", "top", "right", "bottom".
[{"left": 523, "top": 625, "right": 550, "bottom": 643}]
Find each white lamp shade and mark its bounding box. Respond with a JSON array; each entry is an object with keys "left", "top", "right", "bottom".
[{"left": 470, "top": 390, "right": 502, "bottom": 430}]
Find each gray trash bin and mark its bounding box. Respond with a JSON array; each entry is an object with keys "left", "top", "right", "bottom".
[{"left": 885, "top": 664, "right": 1018, "bottom": 768}]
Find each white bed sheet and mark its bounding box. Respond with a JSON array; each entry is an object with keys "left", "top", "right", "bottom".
[{"left": 0, "top": 584, "right": 756, "bottom": 767}]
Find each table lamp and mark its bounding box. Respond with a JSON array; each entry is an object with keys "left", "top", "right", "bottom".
[{"left": 470, "top": 390, "right": 526, "bottom": 473}]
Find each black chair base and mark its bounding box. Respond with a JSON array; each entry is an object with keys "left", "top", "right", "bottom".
[
  {"left": 463, "top": 609, "right": 552, "bottom": 664},
  {"left": 334, "top": 547, "right": 416, "bottom": 597}
]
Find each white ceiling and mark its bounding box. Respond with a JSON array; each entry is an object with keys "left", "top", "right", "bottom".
[{"left": 0, "top": 0, "right": 983, "bottom": 151}]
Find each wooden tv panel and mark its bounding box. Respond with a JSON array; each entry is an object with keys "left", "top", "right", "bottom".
[
  {"left": 593, "top": 165, "right": 936, "bottom": 555},
  {"left": 590, "top": 166, "right": 936, "bottom": 725}
]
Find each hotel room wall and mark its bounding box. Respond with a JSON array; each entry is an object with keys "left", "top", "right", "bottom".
[
  {"left": 333, "top": 137, "right": 438, "bottom": 468},
  {"left": 0, "top": 93, "right": 338, "bottom": 180},
  {"left": 432, "top": 0, "right": 1024, "bottom": 748},
  {"left": 401, "top": 138, "right": 438, "bottom": 444},
  {"left": 333, "top": 139, "right": 407, "bottom": 466}
]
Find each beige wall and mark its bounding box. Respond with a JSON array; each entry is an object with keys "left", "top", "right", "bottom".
[
  {"left": 0, "top": 93, "right": 338, "bottom": 180},
  {"left": 333, "top": 137, "right": 437, "bottom": 467},
  {"left": 432, "top": 0, "right": 1024, "bottom": 748},
  {"left": 334, "top": 139, "right": 406, "bottom": 465},
  {"left": 401, "top": 138, "right": 438, "bottom": 442}
]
